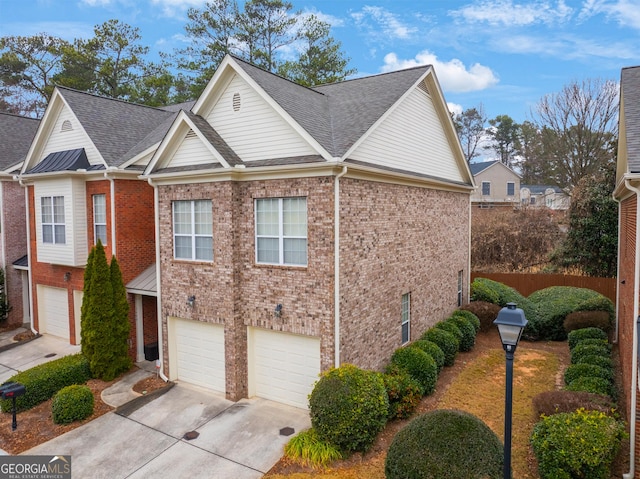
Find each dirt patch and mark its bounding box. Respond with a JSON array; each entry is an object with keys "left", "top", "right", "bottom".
[{"left": 132, "top": 375, "right": 169, "bottom": 395}]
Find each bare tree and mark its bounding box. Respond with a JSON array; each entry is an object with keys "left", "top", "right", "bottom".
[{"left": 531, "top": 78, "right": 618, "bottom": 190}]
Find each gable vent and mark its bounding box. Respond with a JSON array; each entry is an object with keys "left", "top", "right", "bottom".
[
  {"left": 417, "top": 82, "right": 429, "bottom": 95},
  {"left": 232, "top": 92, "right": 241, "bottom": 112},
  {"left": 61, "top": 120, "right": 73, "bottom": 131},
  {"left": 185, "top": 130, "right": 197, "bottom": 140}
]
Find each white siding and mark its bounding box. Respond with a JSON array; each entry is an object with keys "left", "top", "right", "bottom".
[
  {"left": 166, "top": 132, "right": 218, "bottom": 169},
  {"left": 350, "top": 87, "right": 464, "bottom": 183},
  {"left": 38, "top": 106, "right": 103, "bottom": 167},
  {"left": 206, "top": 74, "right": 316, "bottom": 162},
  {"left": 34, "top": 178, "right": 87, "bottom": 267}
]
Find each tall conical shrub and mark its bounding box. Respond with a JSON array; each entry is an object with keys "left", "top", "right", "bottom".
[
  {"left": 109, "top": 256, "right": 132, "bottom": 377},
  {"left": 80, "top": 244, "right": 96, "bottom": 359}
]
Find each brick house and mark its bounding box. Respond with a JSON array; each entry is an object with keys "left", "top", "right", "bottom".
[
  {"left": 16, "top": 86, "right": 186, "bottom": 362},
  {"left": 614, "top": 65, "right": 640, "bottom": 478},
  {"left": 0, "top": 112, "right": 39, "bottom": 327},
  {"left": 469, "top": 160, "right": 520, "bottom": 208},
  {"left": 144, "top": 55, "right": 475, "bottom": 409}
]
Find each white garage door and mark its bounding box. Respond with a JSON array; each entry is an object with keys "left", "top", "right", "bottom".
[
  {"left": 37, "top": 285, "right": 70, "bottom": 341},
  {"left": 248, "top": 328, "right": 320, "bottom": 409},
  {"left": 170, "top": 318, "right": 225, "bottom": 393}
]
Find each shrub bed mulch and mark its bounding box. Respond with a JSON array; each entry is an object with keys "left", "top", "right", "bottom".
[{"left": 266, "top": 330, "right": 629, "bottom": 479}]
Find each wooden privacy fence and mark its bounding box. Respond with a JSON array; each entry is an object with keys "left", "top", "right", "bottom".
[{"left": 470, "top": 272, "right": 617, "bottom": 303}]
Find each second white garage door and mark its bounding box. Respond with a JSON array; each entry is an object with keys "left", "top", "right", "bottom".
[
  {"left": 37, "top": 285, "right": 70, "bottom": 341},
  {"left": 248, "top": 328, "right": 320, "bottom": 409},
  {"left": 169, "top": 318, "right": 225, "bottom": 393}
]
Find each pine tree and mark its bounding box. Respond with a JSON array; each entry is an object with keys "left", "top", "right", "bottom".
[
  {"left": 80, "top": 243, "right": 96, "bottom": 359},
  {"left": 109, "top": 256, "right": 132, "bottom": 376}
]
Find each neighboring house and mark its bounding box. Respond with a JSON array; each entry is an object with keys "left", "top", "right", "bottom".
[
  {"left": 0, "top": 112, "right": 39, "bottom": 327},
  {"left": 16, "top": 87, "right": 186, "bottom": 363},
  {"left": 469, "top": 160, "right": 520, "bottom": 207},
  {"left": 520, "top": 184, "right": 570, "bottom": 210},
  {"left": 143, "top": 55, "right": 475, "bottom": 409},
  {"left": 614, "top": 65, "right": 640, "bottom": 479}
]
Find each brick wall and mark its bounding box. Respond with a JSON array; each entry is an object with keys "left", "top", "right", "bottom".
[{"left": 2, "top": 181, "right": 28, "bottom": 326}]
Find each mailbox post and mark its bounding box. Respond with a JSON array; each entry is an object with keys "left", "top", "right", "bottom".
[{"left": 0, "top": 382, "right": 26, "bottom": 430}]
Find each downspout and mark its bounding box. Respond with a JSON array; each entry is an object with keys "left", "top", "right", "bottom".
[
  {"left": 623, "top": 178, "right": 640, "bottom": 479},
  {"left": 17, "top": 177, "right": 37, "bottom": 335},
  {"left": 148, "top": 177, "right": 168, "bottom": 381},
  {"left": 334, "top": 165, "right": 347, "bottom": 367},
  {"left": 104, "top": 169, "right": 117, "bottom": 257},
  {"left": 614, "top": 191, "right": 623, "bottom": 343}
]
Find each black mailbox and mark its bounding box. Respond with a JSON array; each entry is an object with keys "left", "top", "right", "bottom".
[{"left": 0, "top": 382, "right": 26, "bottom": 399}]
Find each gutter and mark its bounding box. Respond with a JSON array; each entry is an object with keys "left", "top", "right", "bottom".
[
  {"left": 15, "top": 176, "right": 38, "bottom": 336},
  {"left": 103, "top": 168, "right": 117, "bottom": 257},
  {"left": 623, "top": 178, "right": 640, "bottom": 479},
  {"left": 334, "top": 165, "right": 347, "bottom": 367}
]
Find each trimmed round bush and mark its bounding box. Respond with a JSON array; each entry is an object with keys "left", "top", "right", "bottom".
[
  {"left": 385, "top": 409, "right": 503, "bottom": 479},
  {"left": 309, "top": 364, "right": 388, "bottom": 453},
  {"left": 389, "top": 347, "right": 438, "bottom": 396},
  {"left": 532, "top": 390, "right": 615, "bottom": 418},
  {"left": 447, "top": 316, "right": 476, "bottom": 352},
  {"left": 566, "top": 376, "right": 616, "bottom": 398},
  {"left": 531, "top": 408, "right": 626, "bottom": 479},
  {"left": 568, "top": 327, "right": 608, "bottom": 350},
  {"left": 462, "top": 301, "right": 501, "bottom": 332},
  {"left": 571, "top": 343, "right": 611, "bottom": 365},
  {"left": 382, "top": 369, "right": 423, "bottom": 420},
  {"left": 564, "top": 363, "right": 613, "bottom": 385},
  {"left": 422, "top": 328, "right": 458, "bottom": 366},
  {"left": 451, "top": 309, "right": 481, "bottom": 332},
  {"left": 575, "top": 354, "right": 614, "bottom": 370},
  {"left": 410, "top": 340, "right": 445, "bottom": 372},
  {"left": 52, "top": 385, "right": 94, "bottom": 424},
  {"left": 435, "top": 321, "right": 462, "bottom": 345},
  {"left": 470, "top": 278, "right": 500, "bottom": 304},
  {"left": 565, "top": 311, "right": 612, "bottom": 334},
  {"left": 574, "top": 338, "right": 611, "bottom": 351},
  {"left": 470, "top": 278, "right": 538, "bottom": 331}
]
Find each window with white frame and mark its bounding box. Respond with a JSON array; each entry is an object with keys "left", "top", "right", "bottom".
[
  {"left": 457, "top": 270, "right": 464, "bottom": 307},
  {"left": 255, "top": 197, "right": 307, "bottom": 266},
  {"left": 482, "top": 181, "right": 491, "bottom": 196},
  {"left": 173, "top": 200, "right": 213, "bottom": 261},
  {"left": 41, "top": 196, "right": 65, "bottom": 244},
  {"left": 93, "top": 194, "right": 107, "bottom": 245},
  {"left": 507, "top": 181, "right": 515, "bottom": 196},
  {"left": 401, "top": 293, "right": 411, "bottom": 344}
]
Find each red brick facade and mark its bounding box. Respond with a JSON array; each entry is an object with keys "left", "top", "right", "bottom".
[{"left": 157, "top": 175, "right": 470, "bottom": 401}]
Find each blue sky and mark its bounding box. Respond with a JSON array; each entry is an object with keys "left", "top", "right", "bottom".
[{"left": 1, "top": 0, "right": 639, "bottom": 123}]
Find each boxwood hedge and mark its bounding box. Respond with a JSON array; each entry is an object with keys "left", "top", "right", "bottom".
[
  {"left": 52, "top": 384, "right": 94, "bottom": 424},
  {"left": 568, "top": 327, "right": 608, "bottom": 350},
  {"left": 410, "top": 340, "right": 445, "bottom": 373},
  {"left": 422, "top": 329, "right": 458, "bottom": 367},
  {"left": 388, "top": 347, "right": 438, "bottom": 396}
]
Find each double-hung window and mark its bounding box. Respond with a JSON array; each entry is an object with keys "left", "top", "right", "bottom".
[
  {"left": 93, "top": 194, "right": 107, "bottom": 245},
  {"left": 481, "top": 181, "right": 491, "bottom": 196},
  {"left": 41, "top": 196, "right": 65, "bottom": 244},
  {"left": 457, "top": 270, "right": 464, "bottom": 307},
  {"left": 401, "top": 293, "right": 411, "bottom": 344},
  {"left": 255, "top": 197, "right": 307, "bottom": 266},
  {"left": 507, "top": 181, "right": 515, "bottom": 196},
  {"left": 173, "top": 200, "right": 213, "bottom": 261}
]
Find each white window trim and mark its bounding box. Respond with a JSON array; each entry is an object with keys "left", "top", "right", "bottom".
[
  {"left": 401, "top": 293, "right": 411, "bottom": 344},
  {"left": 41, "top": 196, "right": 65, "bottom": 244},
  {"left": 255, "top": 197, "right": 307, "bottom": 266},
  {"left": 481, "top": 181, "right": 491, "bottom": 196},
  {"left": 93, "top": 194, "right": 107, "bottom": 245},
  {"left": 506, "top": 181, "right": 515, "bottom": 196},
  {"left": 172, "top": 200, "right": 213, "bottom": 262},
  {"left": 457, "top": 270, "right": 464, "bottom": 307}
]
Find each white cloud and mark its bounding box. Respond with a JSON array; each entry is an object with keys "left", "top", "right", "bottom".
[
  {"left": 79, "top": 0, "right": 112, "bottom": 5},
  {"left": 448, "top": 102, "right": 464, "bottom": 116},
  {"left": 149, "top": 0, "right": 207, "bottom": 17},
  {"left": 381, "top": 51, "right": 499, "bottom": 93},
  {"left": 351, "top": 6, "right": 417, "bottom": 40},
  {"left": 452, "top": 0, "right": 573, "bottom": 26},
  {"left": 580, "top": 0, "right": 640, "bottom": 29}
]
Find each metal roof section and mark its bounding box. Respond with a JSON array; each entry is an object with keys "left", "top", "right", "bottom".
[
  {"left": 126, "top": 263, "right": 157, "bottom": 296},
  {"left": 24, "top": 148, "right": 90, "bottom": 174},
  {"left": 12, "top": 254, "right": 28, "bottom": 270}
]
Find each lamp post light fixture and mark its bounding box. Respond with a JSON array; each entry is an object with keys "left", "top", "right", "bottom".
[{"left": 493, "top": 302, "right": 528, "bottom": 479}]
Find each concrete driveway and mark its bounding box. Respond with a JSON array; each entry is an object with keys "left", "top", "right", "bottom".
[{"left": 25, "top": 383, "right": 311, "bottom": 478}]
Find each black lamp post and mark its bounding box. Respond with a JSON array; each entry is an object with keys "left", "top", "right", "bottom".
[{"left": 493, "top": 302, "right": 528, "bottom": 479}]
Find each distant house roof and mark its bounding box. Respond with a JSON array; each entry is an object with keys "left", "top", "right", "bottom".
[
  {"left": 621, "top": 66, "right": 640, "bottom": 174},
  {"left": 469, "top": 160, "right": 499, "bottom": 175},
  {"left": 0, "top": 112, "right": 40, "bottom": 171},
  {"left": 521, "top": 184, "right": 564, "bottom": 194}
]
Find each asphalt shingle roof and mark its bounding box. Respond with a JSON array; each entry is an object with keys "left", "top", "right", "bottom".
[
  {"left": 469, "top": 160, "right": 499, "bottom": 175},
  {"left": 622, "top": 66, "right": 640, "bottom": 174},
  {"left": 0, "top": 112, "right": 40, "bottom": 171}
]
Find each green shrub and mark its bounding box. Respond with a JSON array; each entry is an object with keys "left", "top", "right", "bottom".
[
  {"left": 389, "top": 347, "right": 438, "bottom": 396},
  {"left": 571, "top": 343, "right": 611, "bottom": 365},
  {"left": 568, "top": 327, "right": 608, "bottom": 350},
  {"left": 528, "top": 287, "right": 613, "bottom": 341},
  {"left": 382, "top": 369, "right": 423, "bottom": 420},
  {"left": 574, "top": 338, "right": 611, "bottom": 351},
  {"left": 451, "top": 309, "right": 481, "bottom": 332},
  {"left": 385, "top": 409, "right": 504, "bottom": 479},
  {"left": 575, "top": 355, "right": 614, "bottom": 370},
  {"left": 531, "top": 408, "right": 626, "bottom": 479},
  {"left": 284, "top": 428, "right": 343, "bottom": 468},
  {"left": 469, "top": 278, "right": 500, "bottom": 304},
  {"left": 564, "top": 311, "right": 612, "bottom": 334},
  {"left": 447, "top": 316, "right": 476, "bottom": 352},
  {"left": 564, "top": 364, "right": 613, "bottom": 385},
  {"left": 462, "top": 301, "right": 502, "bottom": 332},
  {"left": 0, "top": 353, "right": 91, "bottom": 413},
  {"left": 532, "top": 390, "right": 615, "bottom": 418},
  {"left": 566, "top": 377, "right": 615, "bottom": 398},
  {"left": 410, "top": 340, "right": 445, "bottom": 372},
  {"left": 470, "top": 278, "right": 538, "bottom": 331},
  {"left": 422, "top": 328, "right": 458, "bottom": 367},
  {"left": 309, "top": 364, "right": 388, "bottom": 453},
  {"left": 434, "top": 322, "right": 461, "bottom": 350},
  {"left": 51, "top": 385, "right": 94, "bottom": 424}
]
